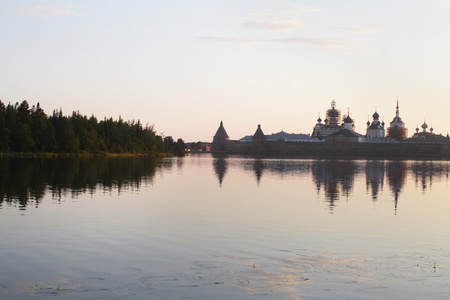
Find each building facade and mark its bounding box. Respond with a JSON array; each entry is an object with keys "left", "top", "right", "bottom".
[
  {"left": 312, "top": 100, "right": 344, "bottom": 139},
  {"left": 366, "top": 111, "right": 385, "bottom": 139}
]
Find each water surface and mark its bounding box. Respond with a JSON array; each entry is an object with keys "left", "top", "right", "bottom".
[{"left": 1, "top": 155, "right": 449, "bottom": 299}]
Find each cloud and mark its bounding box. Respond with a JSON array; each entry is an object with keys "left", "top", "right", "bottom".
[
  {"left": 197, "top": 36, "right": 258, "bottom": 44},
  {"left": 198, "top": 35, "right": 363, "bottom": 50},
  {"left": 275, "top": 37, "right": 364, "bottom": 49},
  {"left": 290, "top": 5, "right": 323, "bottom": 13},
  {"left": 199, "top": 4, "right": 371, "bottom": 51},
  {"left": 7, "top": 4, "right": 90, "bottom": 18},
  {"left": 240, "top": 5, "right": 321, "bottom": 32},
  {"left": 241, "top": 20, "right": 306, "bottom": 32},
  {"left": 328, "top": 27, "right": 377, "bottom": 34}
]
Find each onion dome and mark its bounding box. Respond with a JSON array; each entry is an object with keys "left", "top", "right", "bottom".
[
  {"left": 381, "top": 121, "right": 385, "bottom": 127},
  {"left": 367, "top": 120, "right": 370, "bottom": 126},
  {"left": 327, "top": 100, "right": 340, "bottom": 118},
  {"left": 328, "top": 108, "right": 339, "bottom": 118},
  {"left": 372, "top": 111, "right": 379, "bottom": 120},
  {"left": 317, "top": 116, "right": 322, "bottom": 123},
  {"left": 421, "top": 122, "right": 428, "bottom": 129},
  {"left": 344, "top": 115, "right": 353, "bottom": 123}
]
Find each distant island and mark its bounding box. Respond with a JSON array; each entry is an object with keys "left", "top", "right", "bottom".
[
  {"left": 0, "top": 100, "right": 185, "bottom": 156},
  {"left": 206, "top": 100, "right": 450, "bottom": 158}
]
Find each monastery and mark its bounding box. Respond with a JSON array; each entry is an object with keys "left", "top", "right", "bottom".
[{"left": 211, "top": 101, "right": 450, "bottom": 157}]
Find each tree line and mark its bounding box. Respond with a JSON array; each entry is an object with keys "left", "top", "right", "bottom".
[{"left": 0, "top": 100, "right": 185, "bottom": 155}]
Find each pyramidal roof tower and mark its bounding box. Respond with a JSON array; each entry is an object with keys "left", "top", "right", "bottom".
[
  {"left": 213, "top": 121, "right": 229, "bottom": 142},
  {"left": 250, "top": 124, "right": 268, "bottom": 153},
  {"left": 211, "top": 121, "right": 230, "bottom": 152},
  {"left": 252, "top": 124, "right": 266, "bottom": 141}
]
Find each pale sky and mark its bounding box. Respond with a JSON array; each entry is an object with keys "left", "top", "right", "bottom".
[{"left": 1, "top": 1, "right": 450, "bottom": 142}]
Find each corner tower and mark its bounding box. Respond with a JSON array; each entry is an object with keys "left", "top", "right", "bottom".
[
  {"left": 250, "top": 124, "right": 268, "bottom": 153},
  {"left": 211, "top": 121, "right": 229, "bottom": 152}
]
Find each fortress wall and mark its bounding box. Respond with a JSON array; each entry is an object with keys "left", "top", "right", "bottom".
[
  {"left": 213, "top": 140, "right": 447, "bottom": 157},
  {"left": 442, "top": 144, "right": 450, "bottom": 156},
  {"left": 224, "top": 140, "right": 249, "bottom": 153},
  {"left": 267, "top": 141, "right": 444, "bottom": 157}
]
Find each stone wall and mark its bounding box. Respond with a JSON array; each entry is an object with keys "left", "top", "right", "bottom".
[{"left": 213, "top": 140, "right": 448, "bottom": 158}]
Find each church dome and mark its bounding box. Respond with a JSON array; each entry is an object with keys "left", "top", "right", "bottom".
[
  {"left": 327, "top": 100, "right": 340, "bottom": 118},
  {"left": 327, "top": 108, "right": 339, "bottom": 118},
  {"left": 344, "top": 115, "right": 353, "bottom": 123},
  {"left": 372, "top": 112, "right": 379, "bottom": 120},
  {"left": 422, "top": 122, "right": 428, "bottom": 129}
]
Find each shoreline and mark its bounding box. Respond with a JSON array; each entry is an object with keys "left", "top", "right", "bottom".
[{"left": 0, "top": 152, "right": 174, "bottom": 158}]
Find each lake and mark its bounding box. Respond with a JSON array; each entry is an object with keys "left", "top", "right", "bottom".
[{"left": 1, "top": 154, "right": 449, "bottom": 299}]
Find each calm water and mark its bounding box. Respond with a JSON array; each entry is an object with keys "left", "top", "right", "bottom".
[{"left": 1, "top": 154, "right": 449, "bottom": 299}]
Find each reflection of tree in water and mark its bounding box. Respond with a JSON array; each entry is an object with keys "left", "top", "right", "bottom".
[
  {"left": 213, "top": 158, "right": 228, "bottom": 187},
  {"left": 386, "top": 161, "right": 407, "bottom": 214},
  {"left": 311, "top": 160, "right": 359, "bottom": 212},
  {"left": 365, "top": 160, "right": 385, "bottom": 201},
  {"left": 410, "top": 161, "right": 450, "bottom": 192},
  {"left": 0, "top": 157, "right": 160, "bottom": 210},
  {"left": 0, "top": 158, "right": 48, "bottom": 209}
]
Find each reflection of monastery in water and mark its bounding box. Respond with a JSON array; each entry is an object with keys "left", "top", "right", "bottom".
[
  {"left": 212, "top": 157, "right": 450, "bottom": 213},
  {"left": 366, "top": 160, "right": 385, "bottom": 201},
  {"left": 311, "top": 160, "right": 356, "bottom": 210},
  {"left": 212, "top": 100, "right": 450, "bottom": 157}
]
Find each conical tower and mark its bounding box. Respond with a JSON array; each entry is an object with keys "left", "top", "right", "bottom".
[
  {"left": 211, "top": 121, "right": 229, "bottom": 152},
  {"left": 250, "top": 124, "right": 268, "bottom": 153}
]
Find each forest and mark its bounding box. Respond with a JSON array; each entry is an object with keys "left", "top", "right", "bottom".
[{"left": 0, "top": 100, "right": 185, "bottom": 156}]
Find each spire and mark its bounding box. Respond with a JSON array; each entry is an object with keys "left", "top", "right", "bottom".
[{"left": 395, "top": 99, "right": 400, "bottom": 118}]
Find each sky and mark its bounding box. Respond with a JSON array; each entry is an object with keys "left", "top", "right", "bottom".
[{"left": 1, "top": 0, "right": 450, "bottom": 142}]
